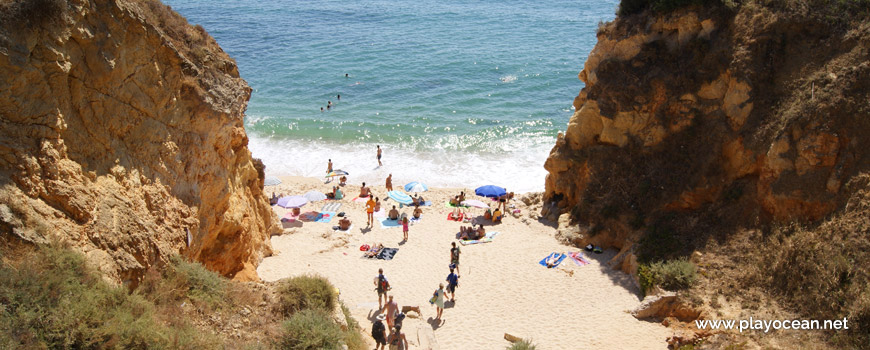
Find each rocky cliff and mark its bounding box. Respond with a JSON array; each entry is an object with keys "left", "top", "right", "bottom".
[
  {"left": 543, "top": 2, "right": 870, "bottom": 346},
  {"left": 0, "top": 0, "right": 279, "bottom": 285},
  {"left": 544, "top": 4, "right": 869, "bottom": 259}
]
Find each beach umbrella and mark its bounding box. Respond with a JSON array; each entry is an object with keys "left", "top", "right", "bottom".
[
  {"left": 387, "top": 190, "right": 414, "bottom": 205},
  {"left": 264, "top": 176, "right": 282, "bottom": 186},
  {"left": 404, "top": 181, "right": 429, "bottom": 192},
  {"left": 475, "top": 185, "right": 506, "bottom": 198},
  {"left": 303, "top": 191, "right": 327, "bottom": 202},
  {"left": 277, "top": 195, "right": 308, "bottom": 208},
  {"left": 325, "top": 169, "right": 349, "bottom": 178},
  {"left": 461, "top": 199, "right": 489, "bottom": 208}
]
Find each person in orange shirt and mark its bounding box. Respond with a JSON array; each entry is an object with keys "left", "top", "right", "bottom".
[{"left": 366, "top": 196, "right": 377, "bottom": 226}]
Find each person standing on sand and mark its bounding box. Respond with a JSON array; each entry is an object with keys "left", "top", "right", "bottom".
[
  {"left": 366, "top": 196, "right": 377, "bottom": 226},
  {"left": 327, "top": 159, "right": 333, "bottom": 174},
  {"left": 383, "top": 295, "right": 399, "bottom": 329},
  {"left": 401, "top": 215, "right": 409, "bottom": 241},
  {"left": 385, "top": 174, "right": 393, "bottom": 192},
  {"left": 450, "top": 242, "right": 461, "bottom": 276},
  {"left": 446, "top": 267, "right": 459, "bottom": 302},
  {"left": 377, "top": 145, "right": 383, "bottom": 166},
  {"left": 375, "top": 268, "right": 389, "bottom": 309}
]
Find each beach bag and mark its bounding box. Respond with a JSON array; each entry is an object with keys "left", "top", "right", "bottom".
[
  {"left": 429, "top": 290, "right": 438, "bottom": 304},
  {"left": 371, "top": 320, "right": 384, "bottom": 338},
  {"left": 379, "top": 275, "right": 390, "bottom": 291},
  {"left": 360, "top": 244, "right": 370, "bottom": 251}
]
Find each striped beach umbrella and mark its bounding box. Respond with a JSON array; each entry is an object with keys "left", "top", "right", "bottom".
[{"left": 387, "top": 190, "right": 413, "bottom": 205}]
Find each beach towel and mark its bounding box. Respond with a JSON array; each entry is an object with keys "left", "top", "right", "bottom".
[
  {"left": 373, "top": 209, "right": 386, "bottom": 218},
  {"left": 299, "top": 211, "right": 320, "bottom": 222},
  {"left": 459, "top": 231, "right": 500, "bottom": 245},
  {"left": 321, "top": 202, "right": 342, "bottom": 212},
  {"left": 539, "top": 252, "right": 567, "bottom": 268},
  {"left": 444, "top": 201, "right": 467, "bottom": 208},
  {"left": 379, "top": 217, "right": 402, "bottom": 229},
  {"left": 316, "top": 212, "right": 335, "bottom": 223},
  {"left": 410, "top": 215, "right": 422, "bottom": 224},
  {"left": 568, "top": 251, "right": 591, "bottom": 266},
  {"left": 333, "top": 224, "right": 353, "bottom": 233},
  {"left": 446, "top": 212, "right": 464, "bottom": 221},
  {"left": 377, "top": 248, "right": 399, "bottom": 260},
  {"left": 352, "top": 196, "right": 369, "bottom": 203},
  {"left": 420, "top": 201, "right": 432, "bottom": 206}
]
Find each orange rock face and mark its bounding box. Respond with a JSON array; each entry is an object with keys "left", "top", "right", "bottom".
[
  {"left": 543, "top": 6, "right": 870, "bottom": 257},
  {"left": 0, "top": 0, "right": 278, "bottom": 285}
]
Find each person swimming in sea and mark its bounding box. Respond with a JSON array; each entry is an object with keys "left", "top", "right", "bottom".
[{"left": 337, "top": 94, "right": 341, "bottom": 101}]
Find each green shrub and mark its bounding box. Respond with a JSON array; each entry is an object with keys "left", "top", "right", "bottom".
[
  {"left": 340, "top": 302, "right": 367, "bottom": 350},
  {"left": 638, "top": 258, "right": 698, "bottom": 295},
  {"left": 276, "top": 309, "right": 343, "bottom": 350},
  {"left": 277, "top": 275, "right": 336, "bottom": 316},
  {"left": 507, "top": 339, "right": 537, "bottom": 350},
  {"left": 0, "top": 244, "right": 218, "bottom": 349},
  {"left": 139, "top": 255, "right": 227, "bottom": 309}
]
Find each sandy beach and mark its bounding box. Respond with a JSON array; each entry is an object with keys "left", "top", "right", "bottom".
[{"left": 258, "top": 176, "right": 670, "bottom": 349}]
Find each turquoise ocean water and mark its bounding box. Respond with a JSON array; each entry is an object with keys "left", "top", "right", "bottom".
[{"left": 164, "top": 0, "right": 618, "bottom": 192}]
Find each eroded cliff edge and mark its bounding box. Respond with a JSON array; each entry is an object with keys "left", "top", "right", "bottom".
[
  {"left": 543, "top": 3, "right": 869, "bottom": 346},
  {"left": 0, "top": 0, "right": 279, "bottom": 284}
]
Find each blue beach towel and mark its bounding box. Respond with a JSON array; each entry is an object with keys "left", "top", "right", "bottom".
[
  {"left": 539, "top": 253, "right": 566, "bottom": 268},
  {"left": 316, "top": 212, "right": 336, "bottom": 223},
  {"left": 379, "top": 217, "right": 402, "bottom": 229}
]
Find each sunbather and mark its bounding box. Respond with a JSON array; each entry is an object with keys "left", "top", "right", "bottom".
[
  {"left": 449, "top": 196, "right": 460, "bottom": 206},
  {"left": 483, "top": 209, "right": 492, "bottom": 221},
  {"left": 412, "top": 193, "right": 425, "bottom": 206},
  {"left": 450, "top": 208, "right": 462, "bottom": 220},
  {"left": 374, "top": 198, "right": 382, "bottom": 213},
  {"left": 359, "top": 182, "right": 369, "bottom": 197},
  {"left": 339, "top": 217, "right": 352, "bottom": 231},
  {"left": 388, "top": 206, "right": 399, "bottom": 220},
  {"left": 545, "top": 253, "right": 561, "bottom": 268},
  {"left": 365, "top": 243, "right": 384, "bottom": 258},
  {"left": 339, "top": 176, "right": 347, "bottom": 186},
  {"left": 458, "top": 191, "right": 466, "bottom": 203},
  {"left": 493, "top": 208, "right": 503, "bottom": 223},
  {"left": 334, "top": 186, "right": 343, "bottom": 200}
]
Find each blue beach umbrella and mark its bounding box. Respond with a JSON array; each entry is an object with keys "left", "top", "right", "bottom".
[
  {"left": 474, "top": 185, "right": 506, "bottom": 198},
  {"left": 404, "top": 182, "right": 429, "bottom": 193},
  {"left": 277, "top": 196, "right": 309, "bottom": 208},
  {"left": 387, "top": 190, "right": 414, "bottom": 205}
]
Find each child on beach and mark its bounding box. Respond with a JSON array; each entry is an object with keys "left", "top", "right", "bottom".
[{"left": 401, "top": 216, "right": 409, "bottom": 241}]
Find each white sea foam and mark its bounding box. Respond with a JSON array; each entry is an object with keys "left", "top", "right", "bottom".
[
  {"left": 500, "top": 75, "right": 518, "bottom": 83},
  {"left": 248, "top": 135, "right": 552, "bottom": 193}
]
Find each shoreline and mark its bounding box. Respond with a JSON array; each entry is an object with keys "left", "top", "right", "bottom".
[{"left": 259, "top": 175, "right": 670, "bottom": 349}]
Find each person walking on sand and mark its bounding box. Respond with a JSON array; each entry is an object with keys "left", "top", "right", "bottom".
[
  {"left": 401, "top": 215, "right": 409, "bottom": 241},
  {"left": 375, "top": 268, "right": 390, "bottom": 309},
  {"left": 383, "top": 295, "right": 399, "bottom": 329},
  {"left": 432, "top": 284, "right": 445, "bottom": 321},
  {"left": 372, "top": 314, "right": 387, "bottom": 350},
  {"left": 385, "top": 174, "right": 393, "bottom": 192},
  {"left": 450, "top": 242, "right": 461, "bottom": 276},
  {"left": 366, "top": 196, "right": 377, "bottom": 226},
  {"left": 377, "top": 145, "right": 383, "bottom": 166},
  {"left": 446, "top": 267, "right": 459, "bottom": 302}
]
